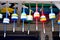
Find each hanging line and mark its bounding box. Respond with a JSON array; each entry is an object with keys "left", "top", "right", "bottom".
[
  {"left": 6, "top": 7, "right": 8, "bottom": 18},
  {"left": 51, "top": 2, "right": 53, "bottom": 13},
  {"left": 6, "top": 1, "right": 9, "bottom": 18},
  {"left": 29, "top": 3, "right": 31, "bottom": 15},
  {"left": 36, "top": 2, "right": 38, "bottom": 12},
  {"left": 42, "top": 3, "right": 44, "bottom": 15},
  {"left": 14, "top": 4, "right": 16, "bottom": 14},
  {"left": 23, "top": 3, "right": 25, "bottom": 13}
]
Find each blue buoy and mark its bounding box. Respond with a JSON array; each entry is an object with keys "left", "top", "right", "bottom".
[{"left": 11, "top": 8, "right": 18, "bottom": 21}]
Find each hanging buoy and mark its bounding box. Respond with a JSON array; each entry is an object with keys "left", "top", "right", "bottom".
[
  {"left": 0, "top": 14, "right": 2, "bottom": 19},
  {"left": 49, "top": 13, "right": 55, "bottom": 20},
  {"left": 11, "top": 5, "right": 18, "bottom": 32},
  {"left": 3, "top": 11, "right": 10, "bottom": 24},
  {"left": 3, "top": 18, "right": 10, "bottom": 24},
  {"left": 40, "top": 3, "right": 46, "bottom": 33},
  {"left": 57, "top": 12, "right": 60, "bottom": 25},
  {"left": 49, "top": 5, "right": 56, "bottom": 20},
  {"left": 3, "top": 12, "right": 10, "bottom": 37},
  {"left": 40, "top": 15, "right": 46, "bottom": 22},
  {"left": 3, "top": 1, "right": 10, "bottom": 38},
  {"left": 27, "top": 9, "right": 33, "bottom": 22},
  {"left": 11, "top": 14, "right": 18, "bottom": 21},
  {"left": 34, "top": 3, "right": 40, "bottom": 31},
  {"left": 21, "top": 4, "right": 27, "bottom": 32},
  {"left": 0, "top": 13, "right": 3, "bottom": 19},
  {"left": 21, "top": 12, "right": 27, "bottom": 21},
  {"left": 0, "top": 3, "right": 3, "bottom": 19},
  {"left": 34, "top": 3, "right": 40, "bottom": 19},
  {"left": 27, "top": 3, "right": 33, "bottom": 34},
  {"left": 27, "top": 14, "right": 33, "bottom": 34},
  {"left": 58, "top": 20, "right": 60, "bottom": 25},
  {"left": 49, "top": 2, "right": 56, "bottom": 31},
  {"left": 34, "top": 12, "right": 40, "bottom": 19},
  {"left": 27, "top": 15, "right": 33, "bottom": 22}
]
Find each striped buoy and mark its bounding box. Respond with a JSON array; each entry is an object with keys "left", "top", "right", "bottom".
[
  {"left": 34, "top": 3, "right": 40, "bottom": 31},
  {"left": 57, "top": 12, "right": 60, "bottom": 25},
  {"left": 11, "top": 5, "right": 18, "bottom": 32},
  {"left": 40, "top": 3, "right": 46, "bottom": 33},
  {"left": 27, "top": 3, "right": 33, "bottom": 34},
  {"left": 49, "top": 2, "right": 56, "bottom": 31},
  {"left": 3, "top": 1, "right": 10, "bottom": 38},
  {"left": 21, "top": 5, "right": 27, "bottom": 32}
]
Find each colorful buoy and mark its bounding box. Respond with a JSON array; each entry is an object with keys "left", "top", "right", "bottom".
[
  {"left": 57, "top": 12, "right": 60, "bottom": 25},
  {"left": 58, "top": 19, "right": 60, "bottom": 25},
  {"left": 11, "top": 13, "right": 18, "bottom": 20},
  {"left": 49, "top": 3, "right": 56, "bottom": 31},
  {"left": 27, "top": 15, "right": 33, "bottom": 22},
  {"left": 3, "top": 12, "right": 10, "bottom": 38},
  {"left": 21, "top": 12, "right": 27, "bottom": 21},
  {"left": 0, "top": 3, "right": 2, "bottom": 19},
  {"left": 40, "top": 15, "right": 46, "bottom": 22},
  {"left": 27, "top": 3, "right": 33, "bottom": 34},
  {"left": 3, "top": 1, "right": 10, "bottom": 37},
  {"left": 21, "top": 5, "right": 27, "bottom": 32},
  {"left": 49, "top": 13, "right": 55, "bottom": 20},
  {"left": 3, "top": 18, "right": 10, "bottom": 24},
  {"left": 34, "top": 3, "right": 40, "bottom": 31},
  {"left": 11, "top": 5, "right": 18, "bottom": 32},
  {"left": 40, "top": 3, "right": 46, "bottom": 33},
  {"left": 0, "top": 10, "right": 3, "bottom": 19},
  {"left": 34, "top": 12, "right": 40, "bottom": 19}
]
